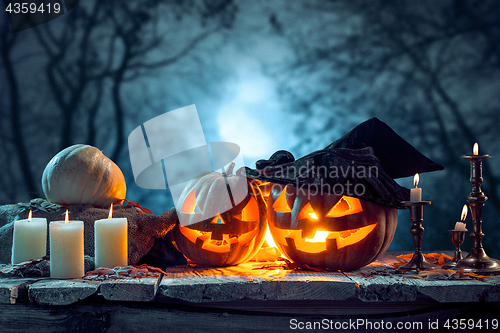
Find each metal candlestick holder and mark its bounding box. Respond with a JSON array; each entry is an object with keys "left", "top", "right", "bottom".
[
  {"left": 452, "top": 153, "right": 500, "bottom": 274},
  {"left": 396, "top": 201, "right": 439, "bottom": 274},
  {"left": 442, "top": 230, "right": 466, "bottom": 269}
]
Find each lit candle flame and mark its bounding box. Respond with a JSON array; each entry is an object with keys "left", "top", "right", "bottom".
[
  {"left": 308, "top": 212, "right": 318, "bottom": 220},
  {"left": 28, "top": 210, "right": 32, "bottom": 222},
  {"left": 413, "top": 173, "right": 419, "bottom": 187},
  {"left": 461, "top": 204, "right": 468, "bottom": 221},
  {"left": 65, "top": 210, "right": 69, "bottom": 223},
  {"left": 473, "top": 143, "right": 478, "bottom": 155},
  {"left": 108, "top": 204, "right": 113, "bottom": 219},
  {"left": 306, "top": 230, "right": 329, "bottom": 243}
]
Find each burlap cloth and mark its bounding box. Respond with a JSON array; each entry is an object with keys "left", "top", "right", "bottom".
[{"left": 0, "top": 198, "right": 186, "bottom": 267}]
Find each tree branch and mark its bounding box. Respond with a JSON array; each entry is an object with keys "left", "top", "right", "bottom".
[{"left": 1, "top": 32, "right": 40, "bottom": 198}]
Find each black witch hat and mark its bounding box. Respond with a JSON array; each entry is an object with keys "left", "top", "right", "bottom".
[{"left": 243, "top": 118, "right": 444, "bottom": 209}]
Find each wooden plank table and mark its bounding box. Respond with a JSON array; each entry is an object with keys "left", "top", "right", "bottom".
[{"left": 1, "top": 251, "right": 500, "bottom": 332}]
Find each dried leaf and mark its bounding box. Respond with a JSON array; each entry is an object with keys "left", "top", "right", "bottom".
[
  {"left": 391, "top": 259, "right": 409, "bottom": 269},
  {"left": 438, "top": 253, "right": 452, "bottom": 265},
  {"left": 396, "top": 254, "right": 413, "bottom": 260},
  {"left": 83, "top": 264, "right": 167, "bottom": 281},
  {"left": 418, "top": 268, "right": 456, "bottom": 280}
]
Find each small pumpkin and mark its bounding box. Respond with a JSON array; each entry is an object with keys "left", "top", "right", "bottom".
[
  {"left": 42, "top": 144, "right": 126, "bottom": 207},
  {"left": 174, "top": 164, "right": 267, "bottom": 266},
  {"left": 267, "top": 184, "right": 397, "bottom": 271}
]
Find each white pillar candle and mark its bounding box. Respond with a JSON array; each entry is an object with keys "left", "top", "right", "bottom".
[
  {"left": 453, "top": 205, "right": 468, "bottom": 231},
  {"left": 410, "top": 188, "right": 422, "bottom": 202},
  {"left": 410, "top": 173, "right": 422, "bottom": 202},
  {"left": 94, "top": 215, "right": 128, "bottom": 268},
  {"left": 11, "top": 212, "right": 47, "bottom": 264},
  {"left": 50, "top": 220, "right": 84, "bottom": 279},
  {"left": 454, "top": 222, "right": 467, "bottom": 231}
]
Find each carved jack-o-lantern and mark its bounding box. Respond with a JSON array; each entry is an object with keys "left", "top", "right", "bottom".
[
  {"left": 174, "top": 165, "right": 267, "bottom": 266},
  {"left": 267, "top": 184, "right": 398, "bottom": 271}
]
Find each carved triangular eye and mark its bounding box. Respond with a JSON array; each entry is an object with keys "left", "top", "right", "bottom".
[
  {"left": 272, "top": 186, "right": 291, "bottom": 213},
  {"left": 297, "top": 202, "right": 318, "bottom": 220},
  {"left": 234, "top": 196, "right": 259, "bottom": 221},
  {"left": 211, "top": 214, "right": 225, "bottom": 224},
  {"left": 325, "top": 196, "right": 363, "bottom": 218},
  {"left": 181, "top": 190, "right": 202, "bottom": 214}
]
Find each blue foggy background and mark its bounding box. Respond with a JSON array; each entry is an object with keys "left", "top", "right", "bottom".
[{"left": 2, "top": 0, "right": 500, "bottom": 258}]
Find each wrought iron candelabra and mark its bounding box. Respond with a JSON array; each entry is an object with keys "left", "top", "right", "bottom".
[
  {"left": 396, "top": 201, "right": 439, "bottom": 274},
  {"left": 452, "top": 153, "right": 500, "bottom": 274}
]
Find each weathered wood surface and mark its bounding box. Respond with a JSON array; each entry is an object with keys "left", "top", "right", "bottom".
[
  {"left": 0, "top": 252, "right": 499, "bottom": 333},
  {"left": 159, "top": 251, "right": 500, "bottom": 305},
  {"left": 0, "top": 300, "right": 499, "bottom": 333},
  {"left": 0, "top": 251, "right": 500, "bottom": 309},
  {"left": 158, "top": 294, "right": 447, "bottom": 316},
  {"left": 160, "top": 264, "right": 355, "bottom": 302},
  {"left": 408, "top": 278, "right": 495, "bottom": 303},
  {"left": 28, "top": 279, "right": 100, "bottom": 305},
  {"left": 0, "top": 278, "right": 40, "bottom": 304},
  {"left": 100, "top": 275, "right": 161, "bottom": 302},
  {"left": 0, "top": 302, "right": 294, "bottom": 333},
  {"left": 348, "top": 274, "right": 417, "bottom": 302}
]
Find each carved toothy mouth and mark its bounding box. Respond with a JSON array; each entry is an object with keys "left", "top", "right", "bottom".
[
  {"left": 271, "top": 223, "right": 377, "bottom": 254},
  {"left": 178, "top": 224, "right": 258, "bottom": 253}
]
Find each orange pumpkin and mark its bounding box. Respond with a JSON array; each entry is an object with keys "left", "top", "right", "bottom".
[
  {"left": 268, "top": 184, "right": 397, "bottom": 271},
  {"left": 174, "top": 165, "right": 267, "bottom": 266},
  {"left": 42, "top": 144, "right": 126, "bottom": 207}
]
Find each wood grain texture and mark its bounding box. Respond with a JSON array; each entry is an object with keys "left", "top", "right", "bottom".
[
  {"left": 0, "top": 278, "right": 39, "bottom": 304},
  {"left": 0, "top": 302, "right": 307, "bottom": 333},
  {"left": 0, "top": 251, "right": 499, "bottom": 308},
  {"left": 100, "top": 275, "right": 161, "bottom": 302},
  {"left": 408, "top": 279, "right": 492, "bottom": 303},
  {"left": 483, "top": 276, "right": 500, "bottom": 302},
  {"left": 0, "top": 300, "right": 499, "bottom": 333},
  {"left": 160, "top": 262, "right": 355, "bottom": 302},
  {"left": 156, "top": 294, "right": 445, "bottom": 316},
  {"left": 28, "top": 279, "right": 100, "bottom": 305},
  {"left": 346, "top": 274, "right": 417, "bottom": 302}
]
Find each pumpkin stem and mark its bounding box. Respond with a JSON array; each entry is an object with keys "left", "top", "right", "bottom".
[{"left": 223, "top": 162, "right": 236, "bottom": 176}]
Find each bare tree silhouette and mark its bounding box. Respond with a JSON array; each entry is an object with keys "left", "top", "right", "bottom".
[
  {"left": 1, "top": 28, "right": 40, "bottom": 198},
  {"left": 0, "top": 0, "right": 236, "bottom": 204},
  {"left": 268, "top": 0, "right": 500, "bottom": 254}
]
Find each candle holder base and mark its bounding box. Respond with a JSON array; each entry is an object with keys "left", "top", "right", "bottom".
[
  {"left": 396, "top": 201, "right": 439, "bottom": 274},
  {"left": 396, "top": 252, "right": 439, "bottom": 274},
  {"left": 458, "top": 153, "right": 500, "bottom": 275},
  {"left": 442, "top": 260, "right": 460, "bottom": 270},
  {"left": 452, "top": 249, "right": 500, "bottom": 274},
  {"left": 442, "top": 230, "right": 465, "bottom": 270}
]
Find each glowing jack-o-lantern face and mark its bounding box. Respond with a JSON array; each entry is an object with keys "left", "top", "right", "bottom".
[
  {"left": 267, "top": 184, "right": 398, "bottom": 271},
  {"left": 174, "top": 167, "right": 267, "bottom": 266}
]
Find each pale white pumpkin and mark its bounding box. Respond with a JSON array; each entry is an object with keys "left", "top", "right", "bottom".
[{"left": 42, "top": 144, "right": 126, "bottom": 207}]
